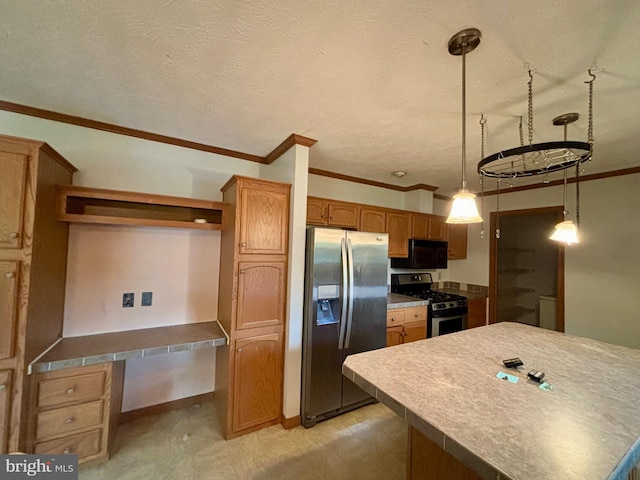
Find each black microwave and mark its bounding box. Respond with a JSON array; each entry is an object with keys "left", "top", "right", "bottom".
[{"left": 390, "top": 239, "right": 448, "bottom": 269}]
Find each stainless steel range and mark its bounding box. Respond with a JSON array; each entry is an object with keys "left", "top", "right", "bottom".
[{"left": 390, "top": 273, "right": 467, "bottom": 337}]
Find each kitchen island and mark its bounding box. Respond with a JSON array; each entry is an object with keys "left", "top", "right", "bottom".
[{"left": 342, "top": 322, "right": 640, "bottom": 480}]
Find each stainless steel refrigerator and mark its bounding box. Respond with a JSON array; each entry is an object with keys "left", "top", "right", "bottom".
[{"left": 301, "top": 227, "right": 389, "bottom": 427}]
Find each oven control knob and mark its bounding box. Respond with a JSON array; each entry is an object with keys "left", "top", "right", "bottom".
[{"left": 458, "top": 301, "right": 466, "bottom": 307}]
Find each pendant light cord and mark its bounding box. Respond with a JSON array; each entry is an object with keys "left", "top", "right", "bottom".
[{"left": 461, "top": 42, "right": 468, "bottom": 190}]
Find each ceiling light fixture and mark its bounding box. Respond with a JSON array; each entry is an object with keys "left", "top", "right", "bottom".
[
  {"left": 549, "top": 113, "right": 580, "bottom": 244},
  {"left": 391, "top": 171, "right": 407, "bottom": 178},
  {"left": 478, "top": 68, "right": 596, "bottom": 244},
  {"left": 446, "top": 28, "right": 483, "bottom": 224},
  {"left": 478, "top": 69, "right": 596, "bottom": 180}
]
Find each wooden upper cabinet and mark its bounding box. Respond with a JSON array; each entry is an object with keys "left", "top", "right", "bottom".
[
  {"left": 411, "top": 213, "right": 446, "bottom": 241},
  {"left": 232, "top": 333, "right": 283, "bottom": 433},
  {"left": 360, "top": 207, "right": 386, "bottom": 233},
  {"left": 306, "top": 197, "right": 328, "bottom": 225},
  {"left": 447, "top": 224, "right": 468, "bottom": 259},
  {"left": 235, "top": 262, "right": 286, "bottom": 331},
  {"left": 306, "top": 197, "right": 358, "bottom": 229},
  {"left": 387, "top": 211, "right": 410, "bottom": 258},
  {"left": 0, "top": 261, "right": 19, "bottom": 360},
  {"left": 238, "top": 181, "right": 290, "bottom": 255},
  {"left": 0, "top": 151, "right": 28, "bottom": 249},
  {"left": 411, "top": 214, "right": 430, "bottom": 239},
  {"left": 328, "top": 202, "right": 358, "bottom": 229},
  {"left": 429, "top": 215, "right": 447, "bottom": 241}
]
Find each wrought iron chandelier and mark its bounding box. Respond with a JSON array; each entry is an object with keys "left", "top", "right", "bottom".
[{"left": 477, "top": 68, "right": 597, "bottom": 244}]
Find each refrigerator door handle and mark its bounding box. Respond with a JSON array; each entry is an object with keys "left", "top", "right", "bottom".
[
  {"left": 338, "top": 237, "right": 348, "bottom": 350},
  {"left": 344, "top": 238, "right": 355, "bottom": 349}
]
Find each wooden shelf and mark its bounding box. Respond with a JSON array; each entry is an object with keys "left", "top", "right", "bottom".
[
  {"left": 498, "top": 287, "right": 536, "bottom": 297},
  {"left": 57, "top": 185, "right": 224, "bottom": 230},
  {"left": 497, "top": 306, "right": 536, "bottom": 322},
  {"left": 499, "top": 247, "right": 536, "bottom": 254},
  {"left": 497, "top": 268, "right": 535, "bottom": 275}
]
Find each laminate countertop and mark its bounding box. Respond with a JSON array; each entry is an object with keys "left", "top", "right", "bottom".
[
  {"left": 387, "top": 293, "right": 429, "bottom": 309},
  {"left": 343, "top": 322, "right": 640, "bottom": 480},
  {"left": 31, "top": 321, "right": 228, "bottom": 373}
]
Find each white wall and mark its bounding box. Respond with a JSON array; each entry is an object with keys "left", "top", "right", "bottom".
[
  {"left": 1, "top": 110, "right": 260, "bottom": 410},
  {"left": 261, "top": 145, "right": 310, "bottom": 420},
  {"left": 440, "top": 174, "right": 640, "bottom": 350}
]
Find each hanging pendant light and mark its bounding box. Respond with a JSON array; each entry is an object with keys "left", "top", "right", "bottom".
[
  {"left": 549, "top": 113, "right": 580, "bottom": 245},
  {"left": 446, "top": 28, "right": 483, "bottom": 224}
]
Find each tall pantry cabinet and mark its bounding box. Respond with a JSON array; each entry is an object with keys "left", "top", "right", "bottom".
[
  {"left": 0, "top": 134, "right": 76, "bottom": 453},
  {"left": 215, "top": 176, "right": 290, "bottom": 439}
]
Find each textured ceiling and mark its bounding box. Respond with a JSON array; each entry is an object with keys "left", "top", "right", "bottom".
[{"left": 2, "top": 0, "right": 640, "bottom": 195}]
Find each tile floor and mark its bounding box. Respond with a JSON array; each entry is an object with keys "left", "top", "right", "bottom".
[{"left": 79, "top": 400, "right": 407, "bottom": 479}]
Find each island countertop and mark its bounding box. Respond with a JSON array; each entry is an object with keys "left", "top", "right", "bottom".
[{"left": 343, "top": 322, "right": 640, "bottom": 480}]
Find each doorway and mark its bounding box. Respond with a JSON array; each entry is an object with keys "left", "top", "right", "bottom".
[{"left": 489, "top": 206, "right": 565, "bottom": 332}]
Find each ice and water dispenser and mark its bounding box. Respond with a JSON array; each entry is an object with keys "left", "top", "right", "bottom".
[{"left": 316, "top": 284, "right": 341, "bottom": 325}]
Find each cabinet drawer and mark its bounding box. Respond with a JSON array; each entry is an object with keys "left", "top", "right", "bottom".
[
  {"left": 386, "top": 309, "right": 405, "bottom": 327},
  {"left": 38, "top": 372, "right": 105, "bottom": 408},
  {"left": 34, "top": 429, "right": 102, "bottom": 458},
  {"left": 404, "top": 306, "right": 427, "bottom": 323},
  {"left": 36, "top": 400, "right": 104, "bottom": 440}
]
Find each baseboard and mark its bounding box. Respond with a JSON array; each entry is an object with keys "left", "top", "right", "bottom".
[
  {"left": 282, "top": 415, "right": 301, "bottom": 429},
  {"left": 119, "top": 392, "right": 215, "bottom": 424}
]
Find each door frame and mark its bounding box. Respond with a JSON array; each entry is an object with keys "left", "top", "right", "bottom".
[{"left": 488, "top": 206, "right": 565, "bottom": 331}]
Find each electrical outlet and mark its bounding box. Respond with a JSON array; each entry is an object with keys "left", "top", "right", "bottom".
[
  {"left": 123, "top": 292, "right": 134, "bottom": 308},
  {"left": 141, "top": 291, "right": 153, "bottom": 307}
]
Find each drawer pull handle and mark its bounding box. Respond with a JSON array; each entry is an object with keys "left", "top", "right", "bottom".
[
  {"left": 239, "top": 270, "right": 245, "bottom": 274},
  {"left": 63, "top": 448, "right": 72, "bottom": 455},
  {"left": 66, "top": 387, "right": 75, "bottom": 395},
  {"left": 9, "top": 232, "right": 18, "bottom": 239},
  {"left": 64, "top": 417, "right": 76, "bottom": 425},
  {"left": 240, "top": 242, "right": 246, "bottom": 247},
  {"left": 237, "top": 348, "right": 242, "bottom": 353},
  {"left": 5, "top": 272, "right": 15, "bottom": 279}
]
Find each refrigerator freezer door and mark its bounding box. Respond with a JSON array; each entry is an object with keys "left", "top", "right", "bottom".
[
  {"left": 342, "top": 231, "right": 389, "bottom": 407},
  {"left": 302, "top": 228, "right": 347, "bottom": 423}
]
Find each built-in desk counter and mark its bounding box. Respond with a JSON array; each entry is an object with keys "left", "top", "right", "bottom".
[{"left": 31, "top": 321, "right": 228, "bottom": 373}]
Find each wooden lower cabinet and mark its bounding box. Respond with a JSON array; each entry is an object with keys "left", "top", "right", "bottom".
[
  {"left": 0, "top": 370, "right": 11, "bottom": 453},
  {"left": 408, "top": 426, "right": 482, "bottom": 480},
  {"left": 467, "top": 297, "right": 487, "bottom": 329},
  {"left": 232, "top": 333, "right": 283, "bottom": 433},
  {"left": 386, "top": 306, "right": 427, "bottom": 347},
  {"left": 28, "top": 363, "right": 124, "bottom": 464}
]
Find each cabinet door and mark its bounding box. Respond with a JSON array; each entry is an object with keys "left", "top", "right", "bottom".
[
  {"left": 327, "top": 202, "right": 358, "bottom": 229},
  {"left": 0, "top": 370, "right": 11, "bottom": 453},
  {"left": 232, "top": 333, "right": 282, "bottom": 433},
  {"left": 238, "top": 186, "right": 289, "bottom": 255},
  {"left": 411, "top": 214, "right": 430, "bottom": 239},
  {"left": 386, "top": 326, "right": 404, "bottom": 347},
  {"left": 403, "top": 321, "right": 427, "bottom": 344},
  {"left": 306, "top": 197, "right": 327, "bottom": 225},
  {"left": 0, "top": 151, "right": 27, "bottom": 249},
  {"left": 360, "top": 208, "right": 386, "bottom": 233},
  {"left": 387, "top": 212, "right": 410, "bottom": 258},
  {"left": 429, "top": 215, "right": 447, "bottom": 241},
  {"left": 467, "top": 297, "right": 487, "bottom": 329},
  {"left": 0, "top": 261, "right": 19, "bottom": 360},
  {"left": 447, "top": 224, "right": 468, "bottom": 259},
  {"left": 236, "top": 262, "right": 286, "bottom": 331}
]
